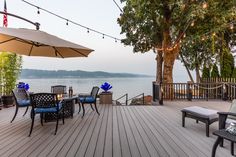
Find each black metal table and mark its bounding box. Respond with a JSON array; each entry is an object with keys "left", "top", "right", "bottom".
[
  {"left": 212, "top": 129, "right": 236, "bottom": 157},
  {"left": 44, "top": 96, "right": 78, "bottom": 122}
]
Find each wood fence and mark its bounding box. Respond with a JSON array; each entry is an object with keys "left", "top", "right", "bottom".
[{"left": 152, "top": 82, "right": 236, "bottom": 102}]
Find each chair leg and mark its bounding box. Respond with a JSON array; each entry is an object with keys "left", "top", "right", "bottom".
[
  {"left": 11, "top": 106, "right": 19, "bottom": 123},
  {"left": 29, "top": 112, "right": 35, "bottom": 137},
  {"left": 78, "top": 102, "right": 81, "bottom": 114},
  {"left": 40, "top": 113, "right": 43, "bottom": 126},
  {"left": 94, "top": 103, "right": 100, "bottom": 115},
  {"left": 23, "top": 106, "right": 29, "bottom": 116},
  {"left": 62, "top": 108, "right": 65, "bottom": 124},
  {"left": 90, "top": 103, "right": 94, "bottom": 110},
  {"left": 211, "top": 137, "right": 222, "bottom": 157},
  {"left": 82, "top": 103, "right": 85, "bottom": 117},
  {"left": 55, "top": 113, "right": 59, "bottom": 135}
]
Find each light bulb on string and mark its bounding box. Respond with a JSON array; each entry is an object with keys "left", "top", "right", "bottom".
[
  {"left": 115, "top": 38, "right": 117, "bottom": 42},
  {"left": 202, "top": 2, "right": 208, "bottom": 9},
  {"left": 37, "top": 7, "right": 40, "bottom": 14},
  {"left": 87, "top": 28, "right": 90, "bottom": 33},
  {"left": 230, "top": 23, "right": 234, "bottom": 30},
  {"left": 191, "top": 21, "right": 195, "bottom": 27},
  {"left": 102, "top": 34, "right": 104, "bottom": 39},
  {"left": 212, "top": 32, "right": 216, "bottom": 36},
  {"left": 66, "top": 20, "right": 68, "bottom": 26}
]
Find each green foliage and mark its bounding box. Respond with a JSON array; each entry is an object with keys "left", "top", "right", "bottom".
[
  {"left": 211, "top": 63, "right": 220, "bottom": 78},
  {"left": 220, "top": 47, "right": 234, "bottom": 78},
  {"left": 0, "top": 52, "right": 22, "bottom": 95},
  {"left": 118, "top": 0, "right": 236, "bottom": 82},
  {"left": 202, "top": 65, "right": 210, "bottom": 78},
  {"left": 232, "top": 68, "right": 236, "bottom": 78}
]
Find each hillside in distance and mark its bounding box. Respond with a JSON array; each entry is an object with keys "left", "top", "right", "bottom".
[{"left": 20, "top": 69, "right": 152, "bottom": 79}]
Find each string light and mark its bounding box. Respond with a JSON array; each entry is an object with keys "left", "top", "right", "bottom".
[
  {"left": 230, "top": 23, "right": 234, "bottom": 30},
  {"left": 102, "top": 34, "right": 104, "bottom": 39},
  {"left": 202, "top": 2, "right": 208, "bottom": 9},
  {"left": 22, "top": 0, "right": 121, "bottom": 42},
  {"left": 66, "top": 19, "right": 68, "bottom": 25},
  {"left": 191, "top": 21, "right": 195, "bottom": 27},
  {"left": 37, "top": 7, "right": 40, "bottom": 14},
  {"left": 212, "top": 32, "right": 216, "bottom": 36},
  {"left": 115, "top": 38, "right": 117, "bottom": 42}
]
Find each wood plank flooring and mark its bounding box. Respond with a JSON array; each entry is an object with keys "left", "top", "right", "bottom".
[{"left": 0, "top": 100, "right": 233, "bottom": 157}]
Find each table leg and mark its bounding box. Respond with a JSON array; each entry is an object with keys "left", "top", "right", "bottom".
[
  {"left": 206, "top": 120, "right": 209, "bottom": 137},
  {"left": 212, "top": 137, "right": 222, "bottom": 157},
  {"left": 182, "top": 112, "right": 186, "bottom": 127}
]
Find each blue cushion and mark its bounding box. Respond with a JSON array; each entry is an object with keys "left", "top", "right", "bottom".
[
  {"left": 34, "top": 103, "right": 62, "bottom": 113},
  {"left": 17, "top": 100, "right": 30, "bottom": 107},
  {"left": 35, "top": 107, "right": 58, "bottom": 113},
  {"left": 79, "top": 96, "right": 95, "bottom": 103}
]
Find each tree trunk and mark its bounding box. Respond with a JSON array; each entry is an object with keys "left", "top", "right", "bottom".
[
  {"left": 196, "top": 65, "right": 201, "bottom": 83},
  {"left": 163, "top": 48, "right": 179, "bottom": 83},
  {"left": 156, "top": 50, "right": 163, "bottom": 84}
]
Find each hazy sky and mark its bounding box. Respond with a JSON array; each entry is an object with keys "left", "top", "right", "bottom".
[{"left": 2, "top": 0, "right": 192, "bottom": 82}]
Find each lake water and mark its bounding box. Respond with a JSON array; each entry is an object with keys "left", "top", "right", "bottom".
[{"left": 19, "top": 77, "right": 155, "bottom": 100}]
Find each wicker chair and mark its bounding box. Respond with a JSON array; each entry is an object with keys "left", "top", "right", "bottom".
[
  {"left": 11, "top": 88, "right": 31, "bottom": 123},
  {"left": 29, "top": 93, "right": 64, "bottom": 136},
  {"left": 78, "top": 86, "right": 100, "bottom": 117}
]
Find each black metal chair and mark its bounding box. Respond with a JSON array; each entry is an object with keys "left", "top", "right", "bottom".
[
  {"left": 29, "top": 93, "right": 64, "bottom": 136},
  {"left": 78, "top": 86, "right": 100, "bottom": 117},
  {"left": 51, "top": 85, "right": 67, "bottom": 95},
  {"left": 11, "top": 88, "right": 31, "bottom": 123}
]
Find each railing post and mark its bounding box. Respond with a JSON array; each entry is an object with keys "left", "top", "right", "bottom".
[
  {"left": 187, "top": 81, "right": 192, "bottom": 101},
  {"left": 125, "top": 94, "right": 128, "bottom": 105},
  {"left": 159, "top": 83, "right": 163, "bottom": 105},
  {"left": 222, "top": 83, "right": 228, "bottom": 101},
  {"left": 142, "top": 93, "right": 144, "bottom": 105}
]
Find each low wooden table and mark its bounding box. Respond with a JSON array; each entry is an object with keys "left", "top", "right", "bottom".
[
  {"left": 99, "top": 92, "right": 113, "bottom": 104},
  {"left": 181, "top": 106, "right": 218, "bottom": 137}
]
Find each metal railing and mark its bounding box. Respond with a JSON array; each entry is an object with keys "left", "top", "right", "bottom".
[
  {"left": 115, "top": 93, "right": 128, "bottom": 105},
  {"left": 115, "top": 93, "right": 145, "bottom": 105}
]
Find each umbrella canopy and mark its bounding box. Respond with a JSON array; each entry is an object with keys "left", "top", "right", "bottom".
[{"left": 0, "top": 27, "right": 94, "bottom": 58}]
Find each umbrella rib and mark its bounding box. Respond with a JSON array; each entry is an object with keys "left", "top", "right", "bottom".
[
  {"left": 28, "top": 44, "right": 34, "bottom": 56},
  {"left": 70, "top": 48, "right": 88, "bottom": 57},
  {"left": 0, "top": 37, "right": 17, "bottom": 44},
  {"left": 53, "top": 47, "right": 64, "bottom": 58}
]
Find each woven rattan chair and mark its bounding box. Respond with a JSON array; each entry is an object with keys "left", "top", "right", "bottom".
[
  {"left": 78, "top": 86, "right": 100, "bottom": 117},
  {"left": 11, "top": 88, "right": 31, "bottom": 123},
  {"left": 29, "top": 93, "right": 64, "bottom": 136}
]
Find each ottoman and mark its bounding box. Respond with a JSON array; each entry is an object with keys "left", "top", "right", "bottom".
[{"left": 181, "top": 106, "right": 218, "bottom": 137}]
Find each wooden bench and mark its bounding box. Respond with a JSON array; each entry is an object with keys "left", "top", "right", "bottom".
[{"left": 181, "top": 106, "right": 218, "bottom": 137}]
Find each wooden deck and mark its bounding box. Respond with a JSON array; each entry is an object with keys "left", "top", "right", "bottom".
[{"left": 0, "top": 100, "right": 233, "bottom": 157}]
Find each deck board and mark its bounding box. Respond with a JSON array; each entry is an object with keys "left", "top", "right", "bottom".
[{"left": 0, "top": 100, "right": 233, "bottom": 157}]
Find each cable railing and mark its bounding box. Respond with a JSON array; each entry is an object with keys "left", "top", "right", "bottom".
[{"left": 115, "top": 93, "right": 145, "bottom": 105}]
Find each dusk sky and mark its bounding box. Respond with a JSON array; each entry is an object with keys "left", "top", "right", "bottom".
[{"left": 2, "top": 0, "right": 192, "bottom": 82}]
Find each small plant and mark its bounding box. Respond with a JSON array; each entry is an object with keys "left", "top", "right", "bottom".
[
  {"left": 17, "top": 82, "right": 30, "bottom": 91},
  {"left": 101, "top": 82, "right": 112, "bottom": 92}
]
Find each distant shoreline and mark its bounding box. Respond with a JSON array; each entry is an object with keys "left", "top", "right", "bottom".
[{"left": 20, "top": 69, "right": 153, "bottom": 79}]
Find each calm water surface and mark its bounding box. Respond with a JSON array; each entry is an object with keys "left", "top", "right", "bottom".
[{"left": 19, "top": 77, "right": 155, "bottom": 99}]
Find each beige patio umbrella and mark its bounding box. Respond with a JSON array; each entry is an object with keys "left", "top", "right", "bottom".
[{"left": 0, "top": 27, "right": 94, "bottom": 58}]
